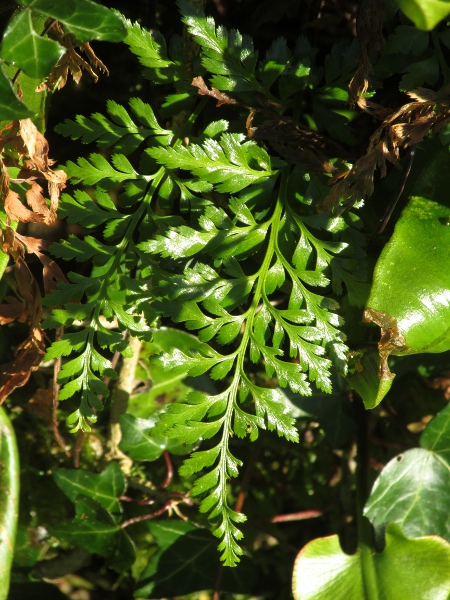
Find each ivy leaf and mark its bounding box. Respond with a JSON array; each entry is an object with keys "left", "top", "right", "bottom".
[
  {"left": 0, "top": 407, "right": 19, "bottom": 597},
  {"left": 0, "top": 68, "right": 33, "bottom": 121},
  {"left": 52, "top": 463, "right": 125, "bottom": 515},
  {"left": 397, "top": 0, "right": 450, "bottom": 30},
  {"left": 365, "top": 404, "right": 450, "bottom": 542},
  {"left": 50, "top": 497, "right": 135, "bottom": 572},
  {"left": 136, "top": 521, "right": 256, "bottom": 597},
  {"left": 0, "top": 10, "right": 64, "bottom": 79},
  {"left": 292, "top": 523, "right": 450, "bottom": 600},
  {"left": 17, "top": 0, "right": 127, "bottom": 42},
  {"left": 119, "top": 414, "right": 195, "bottom": 460}
]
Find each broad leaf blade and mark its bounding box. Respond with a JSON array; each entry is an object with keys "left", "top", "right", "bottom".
[
  {"left": 52, "top": 462, "right": 125, "bottom": 514},
  {"left": 365, "top": 404, "right": 450, "bottom": 541},
  {"left": 136, "top": 521, "right": 255, "bottom": 597},
  {"left": 397, "top": 0, "right": 450, "bottom": 30},
  {"left": 292, "top": 524, "right": 450, "bottom": 600},
  {"left": 17, "top": 0, "right": 127, "bottom": 42},
  {"left": 0, "top": 68, "right": 33, "bottom": 121},
  {"left": 0, "top": 10, "right": 63, "bottom": 78},
  {"left": 50, "top": 497, "right": 135, "bottom": 572},
  {"left": 0, "top": 407, "right": 19, "bottom": 600},
  {"left": 119, "top": 414, "right": 195, "bottom": 460}
]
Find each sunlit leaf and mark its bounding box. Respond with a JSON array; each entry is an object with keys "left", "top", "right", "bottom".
[
  {"left": 292, "top": 523, "right": 450, "bottom": 600},
  {"left": 17, "top": 0, "right": 127, "bottom": 42}
]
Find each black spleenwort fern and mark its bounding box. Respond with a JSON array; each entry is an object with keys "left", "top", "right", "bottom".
[{"left": 45, "top": 1, "right": 367, "bottom": 565}]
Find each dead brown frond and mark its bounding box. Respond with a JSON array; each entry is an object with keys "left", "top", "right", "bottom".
[
  {"left": 192, "top": 76, "right": 238, "bottom": 107},
  {"left": 36, "top": 20, "right": 109, "bottom": 92},
  {"left": 348, "top": 0, "right": 385, "bottom": 114},
  {"left": 323, "top": 92, "right": 450, "bottom": 213}
]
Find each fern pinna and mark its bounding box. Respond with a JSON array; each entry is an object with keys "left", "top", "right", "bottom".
[{"left": 45, "top": 0, "right": 366, "bottom": 565}]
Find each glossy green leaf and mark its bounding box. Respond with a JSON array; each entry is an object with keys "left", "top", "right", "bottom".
[
  {"left": 0, "top": 68, "right": 33, "bottom": 122},
  {"left": 365, "top": 403, "right": 450, "bottom": 541},
  {"left": 0, "top": 10, "right": 63, "bottom": 79},
  {"left": 292, "top": 523, "right": 450, "bottom": 600},
  {"left": 365, "top": 193, "right": 450, "bottom": 376},
  {"left": 52, "top": 462, "right": 125, "bottom": 514},
  {"left": 397, "top": 0, "right": 450, "bottom": 30},
  {"left": 0, "top": 407, "right": 19, "bottom": 600},
  {"left": 346, "top": 351, "right": 393, "bottom": 409},
  {"left": 136, "top": 521, "right": 255, "bottom": 598},
  {"left": 50, "top": 497, "right": 135, "bottom": 571},
  {"left": 16, "top": 0, "right": 127, "bottom": 42}
]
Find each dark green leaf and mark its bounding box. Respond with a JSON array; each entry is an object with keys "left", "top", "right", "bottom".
[
  {"left": 292, "top": 523, "right": 450, "bottom": 600},
  {"left": 50, "top": 497, "right": 135, "bottom": 572},
  {"left": 17, "top": 0, "right": 127, "bottom": 42},
  {"left": 136, "top": 521, "right": 255, "bottom": 597},
  {"left": 0, "top": 10, "right": 63, "bottom": 79},
  {"left": 52, "top": 463, "right": 125, "bottom": 514},
  {"left": 0, "top": 68, "right": 33, "bottom": 121}
]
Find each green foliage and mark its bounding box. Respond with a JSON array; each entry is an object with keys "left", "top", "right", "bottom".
[
  {"left": 365, "top": 403, "right": 450, "bottom": 541},
  {"left": 136, "top": 521, "right": 256, "bottom": 597},
  {"left": 292, "top": 522, "right": 450, "bottom": 600},
  {"left": 3, "top": 0, "right": 450, "bottom": 597},
  {"left": 0, "top": 407, "right": 19, "bottom": 600},
  {"left": 397, "top": 0, "right": 450, "bottom": 30},
  {"left": 44, "top": 0, "right": 369, "bottom": 562},
  {"left": 0, "top": 0, "right": 126, "bottom": 123}
]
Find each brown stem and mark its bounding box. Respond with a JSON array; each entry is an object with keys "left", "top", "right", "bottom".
[
  {"left": 160, "top": 451, "right": 173, "bottom": 489},
  {"left": 105, "top": 334, "right": 141, "bottom": 474}
]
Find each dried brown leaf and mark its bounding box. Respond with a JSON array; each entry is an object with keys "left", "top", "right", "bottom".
[
  {"left": 19, "top": 119, "right": 49, "bottom": 172},
  {"left": 324, "top": 95, "right": 450, "bottom": 212},
  {"left": 0, "top": 332, "right": 46, "bottom": 404},
  {"left": 348, "top": 0, "right": 385, "bottom": 110},
  {"left": 37, "top": 21, "right": 109, "bottom": 92},
  {"left": 249, "top": 118, "right": 345, "bottom": 174},
  {"left": 0, "top": 301, "right": 27, "bottom": 325},
  {"left": 4, "top": 189, "right": 43, "bottom": 223},
  {"left": 192, "top": 76, "right": 237, "bottom": 106}
]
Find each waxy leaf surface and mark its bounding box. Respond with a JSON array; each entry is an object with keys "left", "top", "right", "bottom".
[
  {"left": 365, "top": 403, "right": 450, "bottom": 541},
  {"left": 366, "top": 195, "right": 450, "bottom": 357},
  {"left": 397, "top": 0, "right": 450, "bottom": 30},
  {"left": 52, "top": 462, "right": 125, "bottom": 514},
  {"left": 0, "top": 407, "right": 19, "bottom": 600},
  {"left": 17, "top": 0, "right": 126, "bottom": 42},
  {"left": 292, "top": 523, "right": 450, "bottom": 600}
]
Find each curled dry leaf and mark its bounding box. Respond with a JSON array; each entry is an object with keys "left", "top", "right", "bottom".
[
  {"left": 192, "top": 77, "right": 347, "bottom": 174},
  {"left": 36, "top": 20, "right": 108, "bottom": 92},
  {"left": 0, "top": 333, "right": 46, "bottom": 404},
  {"left": 323, "top": 93, "right": 450, "bottom": 212},
  {"left": 0, "top": 118, "right": 67, "bottom": 224},
  {"left": 0, "top": 255, "right": 45, "bottom": 404},
  {"left": 0, "top": 227, "right": 67, "bottom": 403},
  {"left": 248, "top": 116, "right": 346, "bottom": 174},
  {"left": 348, "top": 0, "right": 385, "bottom": 113},
  {"left": 192, "top": 76, "right": 237, "bottom": 106}
]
